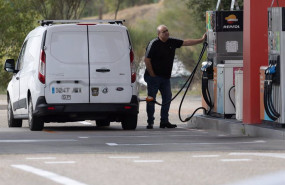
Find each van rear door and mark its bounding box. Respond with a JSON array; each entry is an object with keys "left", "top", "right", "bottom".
[
  {"left": 88, "top": 25, "right": 132, "bottom": 103},
  {"left": 44, "top": 25, "right": 89, "bottom": 104}
]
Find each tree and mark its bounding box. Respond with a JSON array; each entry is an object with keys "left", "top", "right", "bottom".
[
  {"left": 0, "top": 0, "right": 40, "bottom": 90},
  {"left": 105, "top": 0, "right": 155, "bottom": 19},
  {"left": 187, "top": 0, "right": 244, "bottom": 22},
  {"left": 156, "top": 0, "right": 205, "bottom": 76},
  {"left": 98, "top": 0, "right": 105, "bottom": 19},
  {"left": 115, "top": 0, "right": 123, "bottom": 19},
  {"left": 30, "top": 0, "right": 90, "bottom": 19},
  {"left": 128, "top": 24, "right": 156, "bottom": 63},
  {"left": 82, "top": 0, "right": 156, "bottom": 19}
]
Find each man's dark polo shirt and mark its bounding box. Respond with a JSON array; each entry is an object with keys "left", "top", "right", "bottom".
[{"left": 145, "top": 37, "right": 183, "bottom": 79}]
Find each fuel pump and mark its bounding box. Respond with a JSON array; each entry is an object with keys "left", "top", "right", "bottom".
[
  {"left": 203, "top": 0, "right": 243, "bottom": 118},
  {"left": 262, "top": 6, "right": 285, "bottom": 125}
]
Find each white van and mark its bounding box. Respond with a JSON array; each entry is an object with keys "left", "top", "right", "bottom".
[{"left": 4, "top": 20, "right": 139, "bottom": 131}]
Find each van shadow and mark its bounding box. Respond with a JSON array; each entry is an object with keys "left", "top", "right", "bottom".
[{"left": 42, "top": 126, "right": 131, "bottom": 132}]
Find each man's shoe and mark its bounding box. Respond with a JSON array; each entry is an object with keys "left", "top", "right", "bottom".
[
  {"left": 146, "top": 124, "right": 153, "bottom": 129},
  {"left": 160, "top": 122, "right": 177, "bottom": 128}
]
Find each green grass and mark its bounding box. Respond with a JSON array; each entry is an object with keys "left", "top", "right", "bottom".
[{"left": 0, "top": 87, "right": 6, "bottom": 95}]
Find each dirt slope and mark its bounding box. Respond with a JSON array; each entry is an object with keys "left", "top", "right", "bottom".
[{"left": 84, "top": 1, "right": 163, "bottom": 26}]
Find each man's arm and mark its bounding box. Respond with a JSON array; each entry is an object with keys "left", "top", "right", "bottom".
[
  {"left": 144, "top": 57, "right": 156, "bottom": 77},
  {"left": 182, "top": 33, "right": 206, "bottom": 46}
]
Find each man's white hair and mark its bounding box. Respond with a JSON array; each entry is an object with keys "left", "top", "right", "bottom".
[{"left": 157, "top": 25, "right": 167, "bottom": 34}]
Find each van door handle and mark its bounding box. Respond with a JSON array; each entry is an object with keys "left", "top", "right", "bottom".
[
  {"left": 96, "top": 69, "right": 110, "bottom": 73},
  {"left": 16, "top": 77, "right": 20, "bottom": 80}
]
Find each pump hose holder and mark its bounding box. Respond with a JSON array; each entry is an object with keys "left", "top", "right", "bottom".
[{"left": 264, "top": 72, "right": 280, "bottom": 121}]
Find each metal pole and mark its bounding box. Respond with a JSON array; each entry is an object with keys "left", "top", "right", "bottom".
[
  {"left": 235, "top": 1, "right": 240, "bottom": 10},
  {"left": 271, "top": 0, "right": 275, "bottom": 7},
  {"left": 216, "top": 0, "right": 221, "bottom": 11},
  {"left": 271, "top": 0, "right": 279, "bottom": 7},
  {"left": 230, "top": 0, "right": 235, "bottom": 10}
]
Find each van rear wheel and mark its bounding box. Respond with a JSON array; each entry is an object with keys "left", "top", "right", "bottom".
[
  {"left": 121, "top": 114, "right": 137, "bottom": 130},
  {"left": 7, "top": 97, "right": 22, "bottom": 127},
  {"left": 28, "top": 97, "right": 44, "bottom": 131}
]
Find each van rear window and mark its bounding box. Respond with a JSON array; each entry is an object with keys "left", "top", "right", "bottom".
[
  {"left": 89, "top": 31, "right": 127, "bottom": 63},
  {"left": 50, "top": 32, "right": 88, "bottom": 64}
]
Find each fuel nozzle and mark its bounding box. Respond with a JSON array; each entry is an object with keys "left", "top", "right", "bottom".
[
  {"left": 266, "top": 64, "right": 276, "bottom": 74},
  {"left": 201, "top": 61, "right": 212, "bottom": 71},
  {"left": 146, "top": 96, "right": 154, "bottom": 102},
  {"left": 139, "top": 96, "right": 155, "bottom": 102}
]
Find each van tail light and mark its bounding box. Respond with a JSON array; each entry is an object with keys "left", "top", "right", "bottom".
[
  {"left": 124, "top": 106, "right": 132, "bottom": 109},
  {"left": 130, "top": 49, "right": 134, "bottom": 63},
  {"left": 38, "top": 49, "right": 46, "bottom": 84},
  {"left": 130, "top": 50, "right": 136, "bottom": 83}
]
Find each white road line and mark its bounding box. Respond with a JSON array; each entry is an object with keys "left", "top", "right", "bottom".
[
  {"left": 45, "top": 161, "right": 76, "bottom": 164},
  {"left": 229, "top": 152, "right": 285, "bottom": 159},
  {"left": 192, "top": 155, "right": 220, "bottom": 158},
  {"left": 109, "top": 156, "right": 140, "bottom": 159},
  {"left": 218, "top": 134, "right": 229, "bottom": 137},
  {"left": 157, "top": 131, "right": 189, "bottom": 132},
  {"left": 11, "top": 164, "right": 87, "bottom": 185},
  {"left": 89, "top": 135, "right": 205, "bottom": 138},
  {"left": 133, "top": 160, "right": 164, "bottom": 163},
  {"left": 79, "top": 121, "right": 93, "bottom": 125},
  {"left": 106, "top": 140, "right": 266, "bottom": 146},
  {"left": 106, "top": 143, "right": 118, "bottom": 146},
  {"left": 78, "top": 137, "right": 89, "bottom": 139},
  {"left": 194, "top": 130, "right": 208, "bottom": 133},
  {"left": 220, "top": 159, "right": 252, "bottom": 162},
  {"left": 167, "top": 135, "right": 205, "bottom": 137},
  {"left": 225, "top": 170, "right": 285, "bottom": 185},
  {"left": 26, "top": 157, "right": 56, "bottom": 160},
  {"left": 130, "top": 135, "right": 205, "bottom": 137},
  {"left": 0, "top": 139, "right": 77, "bottom": 143}
]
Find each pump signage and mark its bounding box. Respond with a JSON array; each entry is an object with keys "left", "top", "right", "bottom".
[
  {"left": 225, "top": 15, "right": 238, "bottom": 24},
  {"left": 216, "top": 11, "right": 243, "bottom": 32},
  {"left": 224, "top": 14, "right": 240, "bottom": 29}
]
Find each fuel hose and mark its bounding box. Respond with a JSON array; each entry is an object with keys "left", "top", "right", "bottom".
[
  {"left": 263, "top": 69, "right": 280, "bottom": 121},
  {"left": 141, "top": 41, "right": 212, "bottom": 122}
]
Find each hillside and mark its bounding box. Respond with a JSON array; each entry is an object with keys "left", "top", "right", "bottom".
[{"left": 85, "top": 1, "right": 163, "bottom": 26}]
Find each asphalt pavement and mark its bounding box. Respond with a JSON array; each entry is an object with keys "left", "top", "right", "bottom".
[
  {"left": 0, "top": 93, "right": 203, "bottom": 128},
  {"left": 1, "top": 94, "right": 285, "bottom": 185},
  {"left": 1, "top": 94, "right": 285, "bottom": 140}
]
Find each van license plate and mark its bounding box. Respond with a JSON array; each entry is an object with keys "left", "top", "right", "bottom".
[{"left": 62, "top": 95, "right": 71, "bottom": 100}]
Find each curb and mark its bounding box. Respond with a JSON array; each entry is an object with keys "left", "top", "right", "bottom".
[{"left": 188, "top": 115, "right": 285, "bottom": 140}]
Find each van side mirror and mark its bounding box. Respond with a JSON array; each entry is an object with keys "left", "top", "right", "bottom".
[{"left": 4, "top": 59, "right": 16, "bottom": 73}]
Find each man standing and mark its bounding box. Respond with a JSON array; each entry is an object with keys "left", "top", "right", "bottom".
[{"left": 144, "top": 25, "right": 206, "bottom": 129}]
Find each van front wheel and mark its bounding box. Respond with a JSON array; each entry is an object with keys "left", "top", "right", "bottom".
[
  {"left": 28, "top": 98, "right": 44, "bottom": 131},
  {"left": 7, "top": 97, "right": 22, "bottom": 127},
  {"left": 121, "top": 114, "right": 137, "bottom": 130}
]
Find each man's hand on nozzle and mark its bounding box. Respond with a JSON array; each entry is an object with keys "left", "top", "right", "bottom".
[
  {"left": 146, "top": 96, "right": 154, "bottom": 102},
  {"left": 202, "top": 33, "right": 207, "bottom": 41}
]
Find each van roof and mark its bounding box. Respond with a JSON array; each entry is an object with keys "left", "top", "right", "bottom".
[
  {"left": 39, "top": 19, "right": 125, "bottom": 26},
  {"left": 43, "top": 23, "right": 128, "bottom": 32},
  {"left": 25, "top": 19, "right": 128, "bottom": 43}
]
